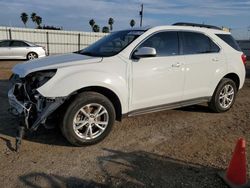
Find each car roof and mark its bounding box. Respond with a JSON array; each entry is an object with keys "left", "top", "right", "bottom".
[
  {"left": 121, "top": 25, "right": 230, "bottom": 35},
  {"left": 0, "top": 39, "right": 31, "bottom": 42},
  {"left": 147, "top": 25, "right": 230, "bottom": 35}
]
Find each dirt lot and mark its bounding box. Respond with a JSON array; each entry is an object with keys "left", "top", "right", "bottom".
[{"left": 0, "top": 60, "right": 250, "bottom": 188}]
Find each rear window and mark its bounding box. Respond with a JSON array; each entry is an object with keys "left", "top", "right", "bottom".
[
  {"left": 216, "top": 34, "right": 241, "bottom": 51},
  {"left": 10, "top": 41, "right": 29, "bottom": 47}
]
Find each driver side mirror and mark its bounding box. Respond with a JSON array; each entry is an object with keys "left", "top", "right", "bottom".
[{"left": 133, "top": 47, "right": 157, "bottom": 59}]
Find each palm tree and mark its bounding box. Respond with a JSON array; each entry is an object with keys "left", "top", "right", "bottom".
[
  {"left": 108, "top": 18, "right": 114, "bottom": 31},
  {"left": 93, "top": 24, "right": 100, "bottom": 32},
  {"left": 89, "top": 19, "right": 95, "bottom": 31},
  {"left": 102, "top": 26, "right": 109, "bottom": 33},
  {"left": 130, "top": 19, "right": 135, "bottom": 28},
  {"left": 31, "top": 12, "right": 37, "bottom": 26},
  {"left": 35, "top": 16, "right": 42, "bottom": 28},
  {"left": 20, "top": 12, "right": 28, "bottom": 27}
]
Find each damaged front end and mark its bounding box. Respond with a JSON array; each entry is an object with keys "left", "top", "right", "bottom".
[{"left": 8, "top": 70, "right": 66, "bottom": 151}]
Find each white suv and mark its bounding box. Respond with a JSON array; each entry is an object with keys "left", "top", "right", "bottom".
[{"left": 8, "top": 23, "right": 246, "bottom": 146}]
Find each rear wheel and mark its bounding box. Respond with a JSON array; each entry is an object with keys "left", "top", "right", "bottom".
[
  {"left": 60, "top": 92, "right": 115, "bottom": 146},
  {"left": 208, "top": 78, "right": 237, "bottom": 113},
  {"left": 27, "top": 52, "right": 38, "bottom": 60}
]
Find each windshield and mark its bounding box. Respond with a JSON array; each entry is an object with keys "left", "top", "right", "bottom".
[{"left": 77, "top": 30, "right": 144, "bottom": 57}]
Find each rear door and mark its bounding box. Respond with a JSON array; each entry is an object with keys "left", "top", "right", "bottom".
[
  {"left": 179, "top": 31, "right": 226, "bottom": 100},
  {"left": 9, "top": 40, "right": 30, "bottom": 58},
  {"left": 0, "top": 40, "right": 11, "bottom": 58}
]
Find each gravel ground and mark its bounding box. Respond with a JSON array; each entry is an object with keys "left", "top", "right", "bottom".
[{"left": 0, "top": 60, "right": 250, "bottom": 188}]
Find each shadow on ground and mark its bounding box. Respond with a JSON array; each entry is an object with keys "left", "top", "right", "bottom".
[{"left": 19, "top": 149, "right": 227, "bottom": 188}]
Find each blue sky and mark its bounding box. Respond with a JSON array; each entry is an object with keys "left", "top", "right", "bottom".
[{"left": 0, "top": 0, "right": 250, "bottom": 39}]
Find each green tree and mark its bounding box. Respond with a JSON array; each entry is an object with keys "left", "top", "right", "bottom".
[
  {"left": 35, "top": 16, "right": 42, "bottom": 28},
  {"left": 108, "top": 17, "right": 114, "bottom": 31},
  {"left": 31, "top": 12, "right": 37, "bottom": 26},
  {"left": 102, "top": 26, "right": 109, "bottom": 33},
  {"left": 93, "top": 24, "right": 100, "bottom": 32},
  {"left": 130, "top": 19, "right": 135, "bottom": 28},
  {"left": 20, "top": 12, "right": 28, "bottom": 27},
  {"left": 89, "top": 19, "right": 95, "bottom": 31}
]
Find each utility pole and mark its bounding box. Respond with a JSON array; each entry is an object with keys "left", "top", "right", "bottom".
[
  {"left": 248, "top": 26, "right": 250, "bottom": 40},
  {"left": 139, "top": 4, "right": 143, "bottom": 27}
]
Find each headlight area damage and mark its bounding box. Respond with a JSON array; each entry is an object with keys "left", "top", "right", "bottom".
[{"left": 8, "top": 70, "right": 66, "bottom": 151}]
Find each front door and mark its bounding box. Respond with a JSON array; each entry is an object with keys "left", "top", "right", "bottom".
[{"left": 130, "top": 31, "right": 185, "bottom": 111}]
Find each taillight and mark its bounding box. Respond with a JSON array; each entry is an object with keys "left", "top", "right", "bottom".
[{"left": 241, "top": 54, "right": 247, "bottom": 65}]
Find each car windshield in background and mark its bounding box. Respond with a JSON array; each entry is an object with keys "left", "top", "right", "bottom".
[{"left": 77, "top": 30, "right": 144, "bottom": 57}]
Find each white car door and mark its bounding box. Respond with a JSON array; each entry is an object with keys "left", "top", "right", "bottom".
[
  {"left": 0, "top": 40, "right": 11, "bottom": 58},
  {"left": 10, "top": 40, "right": 30, "bottom": 59},
  {"left": 130, "top": 31, "right": 185, "bottom": 112},
  {"left": 179, "top": 31, "right": 226, "bottom": 100}
]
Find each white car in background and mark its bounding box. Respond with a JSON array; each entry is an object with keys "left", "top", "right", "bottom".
[
  {"left": 0, "top": 40, "right": 46, "bottom": 60},
  {"left": 8, "top": 23, "right": 246, "bottom": 147}
]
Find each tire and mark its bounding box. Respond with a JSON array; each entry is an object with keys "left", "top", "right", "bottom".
[
  {"left": 60, "top": 92, "right": 116, "bottom": 146},
  {"left": 27, "top": 52, "right": 38, "bottom": 60},
  {"left": 208, "top": 78, "right": 237, "bottom": 113}
]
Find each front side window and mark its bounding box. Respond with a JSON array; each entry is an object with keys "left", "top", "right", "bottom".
[
  {"left": 0, "top": 40, "right": 10, "bottom": 47},
  {"left": 180, "top": 32, "right": 220, "bottom": 55},
  {"left": 138, "top": 31, "right": 179, "bottom": 56},
  {"left": 78, "top": 30, "right": 144, "bottom": 57}
]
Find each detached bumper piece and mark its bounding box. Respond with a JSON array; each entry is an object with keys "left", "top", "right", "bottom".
[{"left": 8, "top": 83, "right": 66, "bottom": 151}]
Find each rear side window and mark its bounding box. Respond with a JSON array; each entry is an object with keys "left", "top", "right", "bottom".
[
  {"left": 216, "top": 34, "right": 241, "bottom": 51},
  {"left": 139, "top": 31, "right": 179, "bottom": 56},
  {"left": 180, "top": 32, "right": 220, "bottom": 55},
  {"left": 0, "top": 40, "right": 10, "bottom": 47},
  {"left": 10, "top": 41, "right": 29, "bottom": 47}
]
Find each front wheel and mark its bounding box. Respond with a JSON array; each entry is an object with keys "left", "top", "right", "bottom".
[
  {"left": 27, "top": 52, "right": 38, "bottom": 60},
  {"left": 60, "top": 92, "right": 116, "bottom": 146},
  {"left": 208, "top": 78, "right": 237, "bottom": 113}
]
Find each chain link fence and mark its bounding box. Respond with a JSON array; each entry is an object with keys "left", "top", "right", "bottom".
[{"left": 0, "top": 26, "right": 107, "bottom": 55}]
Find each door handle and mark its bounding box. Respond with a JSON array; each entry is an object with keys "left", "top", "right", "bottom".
[{"left": 171, "top": 63, "right": 181, "bottom": 68}]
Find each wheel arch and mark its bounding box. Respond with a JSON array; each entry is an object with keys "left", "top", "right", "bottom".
[
  {"left": 210, "top": 72, "right": 240, "bottom": 100},
  {"left": 67, "top": 86, "right": 122, "bottom": 121},
  {"left": 223, "top": 73, "right": 240, "bottom": 90}
]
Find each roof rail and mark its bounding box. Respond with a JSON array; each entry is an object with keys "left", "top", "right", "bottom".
[{"left": 173, "top": 22, "right": 222, "bottom": 30}]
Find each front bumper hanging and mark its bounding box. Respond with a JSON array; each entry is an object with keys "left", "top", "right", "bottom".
[{"left": 8, "top": 83, "right": 66, "bottom": 151}]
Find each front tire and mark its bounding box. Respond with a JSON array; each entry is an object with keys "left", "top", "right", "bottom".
[
  {"left": 208, "top": 78, "right": 237, "bottom": 113},
  {"left": 60, "top": 92, "right": 115, "bottom": 146},
  {"left": 27, "top": 52, "right": 38, "bottom": 60}
]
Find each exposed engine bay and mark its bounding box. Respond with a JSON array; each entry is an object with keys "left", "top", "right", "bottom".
[{"left": 8, "top": 70, "right": 66, "bottom": 150}]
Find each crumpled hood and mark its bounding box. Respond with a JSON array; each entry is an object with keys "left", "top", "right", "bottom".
[{"left": 12, "top": 53, "right": 103, "bottom": 77}]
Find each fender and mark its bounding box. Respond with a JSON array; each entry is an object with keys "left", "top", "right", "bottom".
[{"left": 37, "top": 63, "right": 128, "bottom": 113}]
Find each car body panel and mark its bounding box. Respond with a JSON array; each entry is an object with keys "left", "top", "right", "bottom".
[
  {"left": 36, "top": 55, "right": 129, "bottom": 113},
  {"left": 130, "top": 55, "right": 185, "bottom": 111},
  {"left": 12, "top": 53, "right": 102, "bottom": 77}
]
